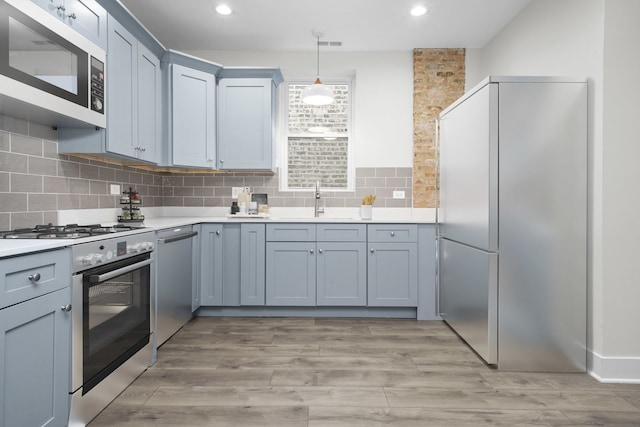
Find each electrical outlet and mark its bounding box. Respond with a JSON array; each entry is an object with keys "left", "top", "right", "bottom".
[
  {"left": 393, "top": 190, "right": 405, "bottom": 199},
  {"left": 231, "top": 187, "right": 243, "bottom": 199},
  {"left": 110, "top": 184, "right": 121, "bottom": 195}
]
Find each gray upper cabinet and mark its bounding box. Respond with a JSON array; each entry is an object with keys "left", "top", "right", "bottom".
[
  {"left": 32, "top": 0, "right": 107, "bottom": 48},
  {"left": 169, "top": 64, "right": 217, "bottom": 168},
  {"left": 216, "top": 68, "right": 282, "bottom": 171},
  {"left": 217, "top": 78, "right": 276, "bottom": 170},
  {"left": 367, "top": 224, "right": 418, "bottom": 307},
  {"left": 57, "top": 14, "right": 161, "bottom": 163},
  {"left": 106, "top": 17, "right": 137, "bottom": 158}
]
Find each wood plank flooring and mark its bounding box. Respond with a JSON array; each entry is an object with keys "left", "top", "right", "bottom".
[{"left": 89, "top": 317, "right": 640, "bottom": 426}]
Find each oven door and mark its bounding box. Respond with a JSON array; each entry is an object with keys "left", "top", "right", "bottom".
[{"left": 73, "top": 253, "right": 151, "bottom": 395}]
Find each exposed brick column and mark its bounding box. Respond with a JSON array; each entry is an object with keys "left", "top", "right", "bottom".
[{"left": 413, "top": 48, "right": 465, "bottom": 208}]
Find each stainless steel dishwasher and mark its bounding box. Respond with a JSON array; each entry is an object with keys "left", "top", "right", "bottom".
[{"left": 156, "top": 226, "right": 198, "bottom": 347}]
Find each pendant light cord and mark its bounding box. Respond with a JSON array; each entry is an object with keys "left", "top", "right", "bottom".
[{"left": 316, "top": 35, "right": 320, "bottom": 78}]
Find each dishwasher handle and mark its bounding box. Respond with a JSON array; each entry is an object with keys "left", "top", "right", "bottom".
[{"left": 158, "top": 231, "right": 198, "bottom": 244}]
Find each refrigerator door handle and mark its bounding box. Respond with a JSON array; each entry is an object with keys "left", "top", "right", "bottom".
[{"left": 435, "top": 236, "right": 442, "bottom": 316}]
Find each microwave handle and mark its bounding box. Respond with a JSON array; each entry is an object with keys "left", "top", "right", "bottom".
[{"left": 89, "top": 258, "right": 152, "bottom": 283}]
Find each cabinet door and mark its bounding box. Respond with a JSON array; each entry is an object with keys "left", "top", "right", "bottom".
[
  {"left": 266, "top": 242, "right": 315, "bottom": 306},
  {"left": 221, "top": 224, "right": 241, "bottom": 306},
  {"left": 368, "top": 243, "right": 418, "bottom": 307},
  {"left": 65, "top": 0, "right": 107, "bottom": 48},
  {"left": 106, "top": 16, "right": 137, "bottom": 158},
  {"left": 172, "top": 64, "right": 216, "bottom": 168},
  {"left": 200, "top": 224, "right": 223, "bottom": 305},
  {"left": 191, "top": 225, "right": 201, "bottom": 311},
  {"left": 0, "top": 287, "right": 71, "bottom": 427},
  {"left": 218, "top": 78, "right": 273, "bottom": 170},
  {"left": 136, "top": 43, "right": 160, "bottom": 163},
  {"left": 241, "top": 223, "right": 266, "bottom": 306},
  {"left": 317, "top": 242, "right": 367, "bottom": 306}
]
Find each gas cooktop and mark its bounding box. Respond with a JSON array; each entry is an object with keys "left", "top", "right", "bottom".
[{"left": 0, "top": 223, "right": 144, "bottom": 239}]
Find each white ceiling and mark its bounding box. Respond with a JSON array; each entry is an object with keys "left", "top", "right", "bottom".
[{"left": 119, "top": 0, "right": 531, "bottom": 52}]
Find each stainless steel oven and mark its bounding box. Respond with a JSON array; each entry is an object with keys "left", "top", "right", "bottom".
[{"left": 69, "top": 230, "right": 154, "bottom": 427}]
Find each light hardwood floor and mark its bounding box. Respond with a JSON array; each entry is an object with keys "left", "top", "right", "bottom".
[{"left": 89, "top": 317, "right": 640, "bottom": 426}]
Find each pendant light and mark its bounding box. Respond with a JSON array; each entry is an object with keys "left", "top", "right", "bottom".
[{"left": 301, "top": 31, "right": 334, "bottom": 105}]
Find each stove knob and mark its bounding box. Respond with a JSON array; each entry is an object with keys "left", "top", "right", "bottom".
[
  {"left": 127, "top": 245, "right": 134, "bottom": 254},
  {"left": 106, "top": 250, "right": 114, "bottom": 260},
  {"left": 93, "top": 254, "right": 104, "bottom": 264},
  {"left": 131, "top": 243, "right": 142, "bottom": 253}
]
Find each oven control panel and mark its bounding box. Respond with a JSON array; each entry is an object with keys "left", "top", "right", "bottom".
[{"left": 72, "top": 231, "right": 155, "bottom": 272}]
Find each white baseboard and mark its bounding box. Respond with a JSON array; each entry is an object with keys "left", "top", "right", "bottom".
[{"left": 588, "top": 349, "right": 640, "bottom": 383}]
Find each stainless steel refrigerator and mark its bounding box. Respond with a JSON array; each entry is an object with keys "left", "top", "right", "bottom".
[{"left": 437, "top": 76, "right": 587, "bottom": 372}]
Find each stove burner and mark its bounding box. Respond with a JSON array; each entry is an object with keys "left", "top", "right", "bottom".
[{"left": 0, "top": 223, "right": 143, "bottom": 239}]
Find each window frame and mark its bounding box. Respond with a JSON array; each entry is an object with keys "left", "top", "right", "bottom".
[{"left": 278, "top": 77, "right": 356, "bottom": 192}]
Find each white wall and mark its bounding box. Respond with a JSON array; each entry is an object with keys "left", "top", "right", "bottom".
[
  {"left": 466, "top": 0, "right": 640, "bottom": 381},
  {"left": 188, "top": 50, "right": 415, "bottom": 168}
]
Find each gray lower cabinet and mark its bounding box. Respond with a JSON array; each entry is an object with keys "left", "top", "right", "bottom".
[
  {"left": 266, "top": 241, "right": 316, "bottom": 306},
  {"left": 200, "top": 223, "right": 265, "bottom": 306},
  {"left": 316, "top": 242, "right": 367, "bottom": 306},
  {"left": 240, "top": 223, "right": 266, "bottom": 305},
  {"left": 367, "top": 225, "right": 419, "bottom": 307},
  {"left": 0, "top": 286, "right": 71, "bottom": 427},
  {"left": 265, "top": 223, "right": 367, "bottom": 307}
]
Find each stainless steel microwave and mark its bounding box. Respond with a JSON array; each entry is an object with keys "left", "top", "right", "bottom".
[{"left": 0, "top": 0, "right": 105, "bottom": 128}]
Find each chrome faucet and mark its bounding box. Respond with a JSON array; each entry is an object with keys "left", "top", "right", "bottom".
[{"left": 315, "top": 180, "right": 324, "bottom": 217}]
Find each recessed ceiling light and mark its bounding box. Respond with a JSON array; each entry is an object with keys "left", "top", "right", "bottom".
[
  {"left": 410, "top": 5, "right": 427, "bottom": 17},
  {"left": 216, "top": 4, "right": 232, "bottom": 15}
]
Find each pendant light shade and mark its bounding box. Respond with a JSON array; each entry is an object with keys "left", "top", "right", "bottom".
[{"left": 302, "top": 33, "right": 334, "bottom": 105}]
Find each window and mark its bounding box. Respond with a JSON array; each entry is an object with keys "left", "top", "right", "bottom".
[{"left": 280, "top": 80, "right": 354, "bottom": 191}]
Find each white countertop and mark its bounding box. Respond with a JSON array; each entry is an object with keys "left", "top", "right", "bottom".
[
  {"left": 0, "top": 239, "right": 72, "bottom": 258},
  {"left": 58, "top": 207, "right": 436, "bottom": 228}
]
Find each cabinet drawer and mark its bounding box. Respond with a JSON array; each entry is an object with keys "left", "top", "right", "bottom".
[
  {"left": 266, "top": 224, "right": 316, "bottom": 242},
  {"left": 367, "top": 224, "right": 418, "bottom": 243},
  {"left": 1, "top": 249, "right": 71, "bottom": 309},
  {"left": 317, "top": 224, "right": 366, "bottom": 242}
]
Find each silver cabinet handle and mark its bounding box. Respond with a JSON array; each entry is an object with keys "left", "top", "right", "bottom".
[
  {"left": 390, "top": 231, "right": 395, "bottom": 237},
  {"left": 310, "top": 249, "right": 314, "bottom": 254},
  {"left": 220, "top": 159, "right": 224, "bottom": 163},
  {"left": 61, "top": 304, "right": 72, "bottom": 312},
  {"left": 370, "top": 248, "right": 375, "bottom": 253},
  {"left": 318, "top": 249, "right": 323, "bottom": 254},
  {"left": 216, "top": 230, "right": 221, "bottom": 235},
  {"left": 29, "top": 273, "right": 41, "bottom": 282},
  {"left": 57, "top": 4, "right": 66, "bottom": 11},
  {"left": 68, "top": 13, "right": 76, "bottom": 19}
]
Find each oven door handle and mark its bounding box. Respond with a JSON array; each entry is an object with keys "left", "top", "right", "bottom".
[{"left": 89, "top": 258, "right": 152, "bottom": 283}]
